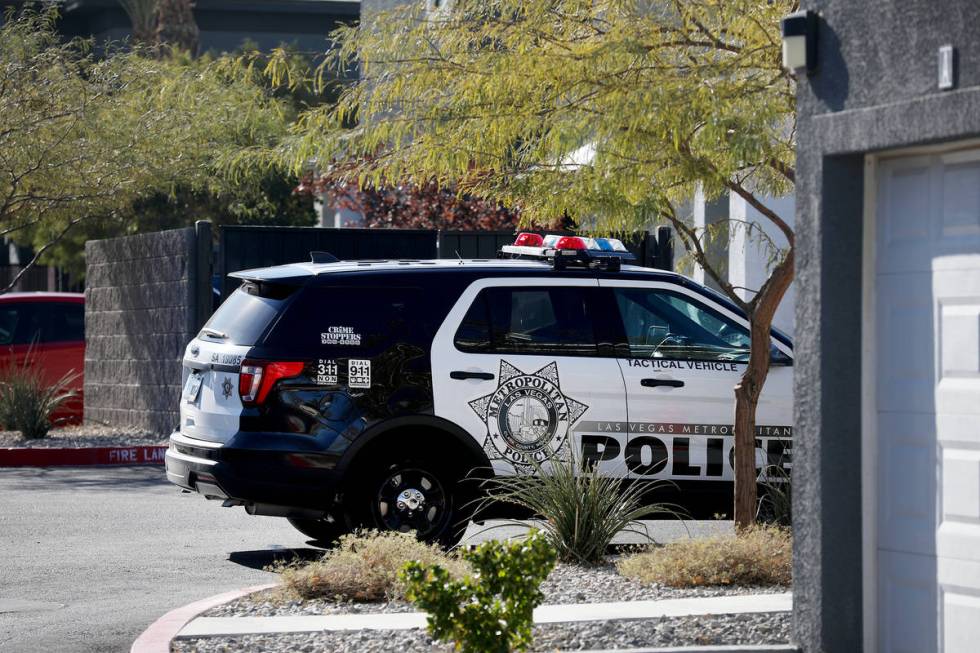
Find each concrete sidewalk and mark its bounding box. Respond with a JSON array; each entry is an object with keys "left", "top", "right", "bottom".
[{"left": 176, "top": 592, "right": 792, "bottom": 638}]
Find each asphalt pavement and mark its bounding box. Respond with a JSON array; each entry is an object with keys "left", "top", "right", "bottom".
[
  {"left": 0, "top": 466, "right": 734, "bottom": 653},
  {"left": 0, "top": 466, "right": 311, "bottom": 653}
]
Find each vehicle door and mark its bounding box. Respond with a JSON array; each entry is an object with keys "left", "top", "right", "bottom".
[
  {"left": 599, "top": 280, "right": 794, "bottom": 482},
  {"left": 431, "top": 278, "right": 629, "bottom": 477}
]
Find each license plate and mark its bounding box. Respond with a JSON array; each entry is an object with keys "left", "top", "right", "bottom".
[{"left": 183, "top": 373, "right": 203, "bottom": 404}]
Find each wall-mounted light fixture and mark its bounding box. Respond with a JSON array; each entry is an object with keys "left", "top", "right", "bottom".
[{"left": 781, "top": 10, "right": 818, "bottom": 75}]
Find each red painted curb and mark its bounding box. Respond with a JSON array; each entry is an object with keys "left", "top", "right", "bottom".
[
  {"left": 0, "top": 445, "right": 167, "bottom": 467},
  {"left": 131, "top": 584, "right": 278, "bottom": 653}
]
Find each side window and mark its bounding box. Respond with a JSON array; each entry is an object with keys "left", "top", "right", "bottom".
[
  {"left": 61, "top": 303, "right": 85, "bottom": 342},
  {"left": 613, "top": 288, "right": 752, "bottom": 362},
  {"left": 454, "top": 287, "right": 597, "bottom": 356},
  {"left": 38, "top": 302, "right": 84, "bottom": 343},
  {"left": 14, "top": 302, "right": 86, "bottom": 344},
  {"left": 454, "top": 293, "right": 491, "bottom": 352},
  {"left": 264, "top": 286, "right": 425, "bottom": 355},
  {"left": 0, "top": 305, "right": 20, "bottom": 345}
]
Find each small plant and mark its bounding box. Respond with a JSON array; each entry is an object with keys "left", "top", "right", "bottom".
[
  {"left": 616, "top": 525, "right": 792, "bottom": 588},
  {"left": 276, "top": 529, "right": 468, "bottom": 602},
  {"left": 0, "top": 352, "right": 79, "bottom": 439},
  {"left": 477, "top": 449, "right": 683, "bottom": 564},
  {"left": 401, "top": 531, "right": 557, "bottom": 653}
]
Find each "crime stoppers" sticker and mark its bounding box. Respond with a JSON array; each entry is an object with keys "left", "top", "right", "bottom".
[{"left": 321, "top": 326, "right": 362, "bottom": 346}]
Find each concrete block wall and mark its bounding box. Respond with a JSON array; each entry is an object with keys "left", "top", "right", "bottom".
[{"left": 84, "top": 226, "right": 206, "bottom": 434}]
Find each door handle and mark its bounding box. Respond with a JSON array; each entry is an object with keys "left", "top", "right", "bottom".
[
  {"left": 641, "top": 378, "right": 685, "bottom": 388},
  {"left": 450, "top": 371, "right": 495, "bottom": 381}
]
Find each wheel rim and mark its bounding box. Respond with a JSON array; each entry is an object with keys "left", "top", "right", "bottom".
[{"left": 374, "top": 466, "right": 449, "bottom": 538}]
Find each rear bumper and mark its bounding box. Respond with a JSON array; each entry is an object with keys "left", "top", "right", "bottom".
[{"left": 165, "top": 431, "right": 343, "bottom": 515}]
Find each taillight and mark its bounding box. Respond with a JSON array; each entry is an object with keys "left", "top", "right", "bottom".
[
  {"left": 513, "top": 232, "right": 543, "bottom": 247},
  {"left": 554, "top": 236, "right": 587, "bottom": 250},
  {"left": 239, "top": 360, "right": 305, "bottom": 406}
]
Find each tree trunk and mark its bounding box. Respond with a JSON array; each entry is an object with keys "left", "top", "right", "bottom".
[
  {"left": 155, "top": 0, "right": 199, "bottom": 56},
  {"left": 732, "top": 317, "right": 769, "bottom": 529},
  {"left": 732, "top": 247, "right": 795, "bottom": 530}
]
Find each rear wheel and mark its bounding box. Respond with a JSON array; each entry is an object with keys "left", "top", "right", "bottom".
[
  {"left": 287, "top": 516, "right": 346, "bottom": 545},
  {"left": 351, "top": 456, "right": 471, "bottom": 547}
]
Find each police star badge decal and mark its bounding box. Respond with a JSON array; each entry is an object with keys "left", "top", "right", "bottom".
[
  {"left": 221, "top": 377, "right": 233, "bottom": 399},
  {"left": 468, "top": 361, "right": 588, "bottom": 467}
]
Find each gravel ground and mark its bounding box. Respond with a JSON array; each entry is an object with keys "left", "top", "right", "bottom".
[
  {"left": 205, "top": 562, "right": 786, "bottom": 618},
  {"left": 172, "top": 612, "right": 790, "bottom": 652},
  {"left": 0, "top": 424, "right": 164, "bottom": 448}
]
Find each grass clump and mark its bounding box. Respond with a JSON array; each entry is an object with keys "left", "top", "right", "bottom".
[
  {"left": 277, "top": 530, "right": 469, "bottom": 602},
  {"left": 617, "top": 525, "right": 792, "bottom": 588},
  {"left": 479, "top": 450, "right": 681, "bottom": 565},
  {"left": 0, "top": 353, "right": 78, "bottom": 440}
]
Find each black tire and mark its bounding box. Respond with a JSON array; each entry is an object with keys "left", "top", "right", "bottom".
[
  {"left": 287, "top": 516, "right": 347, "bottom": 545},
  {"left": 350, "top": 455, "right": 473, "bottom": 547}
]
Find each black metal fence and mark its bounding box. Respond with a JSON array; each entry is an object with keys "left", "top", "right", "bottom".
[{"left": 216, "top": 225, "right": 674, "bottom": 301}]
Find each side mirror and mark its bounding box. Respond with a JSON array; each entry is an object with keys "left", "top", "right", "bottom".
[{"left": 770, "top": 343, "right": 793, "bottom": 366}]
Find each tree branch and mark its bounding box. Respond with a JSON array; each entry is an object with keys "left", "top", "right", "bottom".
[
  {"left": 0, "top": 217, "right": 83, "bottom": 294},
  {"left": 661, "top": 201, "right": 749, "bottom": 311},
  {"left": 724, "top": 177, "right": 794, "bottom": 245}
]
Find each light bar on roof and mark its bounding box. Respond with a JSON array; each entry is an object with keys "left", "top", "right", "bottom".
[{"left": 499, "top": 233, "right": 637, "bottom": 269}]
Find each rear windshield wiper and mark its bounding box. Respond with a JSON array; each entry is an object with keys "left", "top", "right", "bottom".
[{"left": 200, "top": 327, "right": 228, "bottom": 339}]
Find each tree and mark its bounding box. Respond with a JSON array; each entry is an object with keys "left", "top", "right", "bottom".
[
  {"left": 0, "top": 7, "right": 296, "bottom": 290},
  {"left": 242, "top": 0, "right": 797, "bottom": 527}
]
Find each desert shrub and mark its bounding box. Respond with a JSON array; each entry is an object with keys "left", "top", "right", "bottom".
[
  {"left": 757, "top": 461, "right": 792, "bottom": 526},
  {"left": 0, "top": 354, "right": 79, "bottom": 439},
  {"left": 616, "top": 525, "right": 792, "bottom": 588},
  {"left": 276, "top": 529, "right": 469, "bottom": 602},
  {"left": 401, "top": 530, "right": 556, "bottom": 653},
  {"left": 478, "top": 450, "right": 683, "bottom": 564}
]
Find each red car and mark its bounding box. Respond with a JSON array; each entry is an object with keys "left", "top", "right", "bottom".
[{"left": 0, "top": 292, "right": 85, "bottom": 424}]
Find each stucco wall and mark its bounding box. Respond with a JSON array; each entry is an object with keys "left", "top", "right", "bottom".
[
  {"left": 84, "top": 227, "right": 208, "bottom": 434},
  {"left": 793, "top": 1, "right": 980, "bottom": 651}
]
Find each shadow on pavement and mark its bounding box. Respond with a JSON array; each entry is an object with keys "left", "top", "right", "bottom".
[{"left": 228, "top": 546, "right": 323, "bottom": 570}]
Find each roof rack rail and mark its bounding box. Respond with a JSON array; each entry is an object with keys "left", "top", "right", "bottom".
[{"left": 498, "top": 233, "right": 635, "bottom": 271}]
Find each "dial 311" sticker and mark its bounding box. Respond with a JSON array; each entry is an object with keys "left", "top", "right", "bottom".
[
  {"left": 348, "top": 359, "right": 371, "bottom": 388},
  {"left": 316, "top": 359, "right": 338, "bottom": 385}
]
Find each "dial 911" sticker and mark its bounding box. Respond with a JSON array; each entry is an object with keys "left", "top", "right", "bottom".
[{"left": 348, "top": 359, "right": 371, "bottom": 388}]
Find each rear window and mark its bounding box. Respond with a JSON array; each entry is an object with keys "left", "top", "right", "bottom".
[{"left": 199, "top": 285, "right": 286, "bottom": 346}]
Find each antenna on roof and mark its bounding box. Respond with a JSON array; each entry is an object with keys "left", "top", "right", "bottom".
[
  {"left": 310, "top": 251, "right": 339, "bottom": 264},
  {"left": 455, "top": 250, "right": 464, "bottom": 265}
]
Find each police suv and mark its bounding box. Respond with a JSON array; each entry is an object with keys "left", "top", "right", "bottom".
[{"left": 165, "top": 234, "right": 793, "bottom": 544}]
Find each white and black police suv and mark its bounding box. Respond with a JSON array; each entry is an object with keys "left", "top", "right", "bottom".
[{"left": 165, "top": 234, "right": 793, "bottom": 545}]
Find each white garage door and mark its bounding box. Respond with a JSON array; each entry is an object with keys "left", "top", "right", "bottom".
[{"left": 873, "top": 147, "right": 980, "bottom": 653}]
